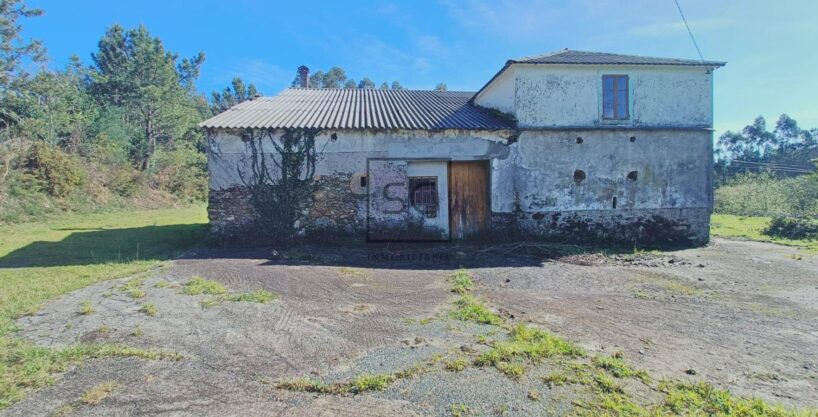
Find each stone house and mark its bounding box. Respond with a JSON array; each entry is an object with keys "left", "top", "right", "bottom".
[{"left": 201, "top": 49, "right": 725, "bottom": 245}]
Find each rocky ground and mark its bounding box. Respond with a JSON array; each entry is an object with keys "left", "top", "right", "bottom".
[{"left": 3, "top": 238, "right": 817, "bottom": 416}]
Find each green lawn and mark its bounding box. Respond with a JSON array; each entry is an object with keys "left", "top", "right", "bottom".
[
  {"left": 0, "top": 205, "right": 207, "bottom": 408},
  {"left": 711, "top": 213, "right": 818, "bottom": 252}
]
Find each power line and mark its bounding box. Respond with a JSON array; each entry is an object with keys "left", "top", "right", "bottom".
[{"left": 673, "top": 0, "right": 705, "bottom": 63}]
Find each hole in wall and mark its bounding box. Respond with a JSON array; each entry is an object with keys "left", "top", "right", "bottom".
[
  {"left": 627, "top": 171, "right": 638, "bottom": 181},
  {"left": 573, "top": 170, "right": 586, "bottom": 184},
  {"left": 360, "top": 176, "right": 367, "bottom": 187},
  {"left": 629, "top": 136, "right": 636, "bottom": 143},
  {"left": 612, "top": 196, "right": 617, "bottom": 209},
  {"left": 331, "top": 133, "right": 338, "bottom": 141},
  {"left": 576, "top": 137, "right": 583, "bottom": 144}
]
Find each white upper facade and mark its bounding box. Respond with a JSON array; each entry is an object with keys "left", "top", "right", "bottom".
[{"left": 473, "top": 51, "right": 724, "bottom": 130}]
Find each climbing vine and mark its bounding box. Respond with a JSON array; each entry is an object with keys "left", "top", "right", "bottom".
[{"left": 238, "top": 128, "right": 321, "bottom": 243}]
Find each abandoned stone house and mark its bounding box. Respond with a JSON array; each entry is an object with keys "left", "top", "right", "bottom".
[{"left": 201, "top": 49, "right": 726, "bottom": 245}]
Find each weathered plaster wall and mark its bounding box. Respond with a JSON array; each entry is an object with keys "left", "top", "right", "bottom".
[
  {"left": 475, "top": 64, "right": 713, "bottom": 129},
  {"left": 208, "top": 126, "right": 712, "bottom": 245},
  {"left": 491, "top": 130, "right": 712, "bottom": 212}
]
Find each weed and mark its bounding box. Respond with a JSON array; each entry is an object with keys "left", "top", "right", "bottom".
[
  {"left": 633, "top": 290, "right": 651, "bottom": 300},
  {"left": 180, "top": 276, "right": 227, "bottom": 296},
  {"left": 449, "top": 295, "right": 503, "bottom": 325},
  {"left": 138, "top": 304, "right": 157, "bottom": 317},
  {"left": 592, "top": 354, "right": 650, "bottom": 382},
  {"left": 199, "top": 298, "right": 222, "bottom": 309},
  {"left": 352, "top": 373, "right": 394, "bottom": 392},
  {"left": 118, "top": 277, "right": 146, "bottom": 299},
  {"left": 97, "top": 326, "right": 111, "bottom": 334},
  {"left": 497, "top": 362, "right": 525, "bottom": 380},
  {"left": 153, "top": 280, "right": 170, "bottom": 288},
  {"left": 450, "top": 268, "right": 474, "bottom": 294},
  {"left": 79, "top": 301, "right": 94, "bottom": 315},
  {"left": 528, "top": 389, "right": 541, "bottom": 401},
  {"left": 450, "top": 403, "right": 473, "bottom": 417},
  {"left": 80, "top": 381, "right": 118, "bottom": 405},
  {"left": 130, "top": 326, "right": 143, "bottom": 337},
  {"left": 226, "top": 289, "right": 277, "bottom": 303},
  {"left": 444, "top": 357, "right": 469, "bottom": 372},
  {"left": 543, "top": 372, "right": 572, "bottom": 388},
  {"left": 51, "top": 403, "right": 73, "bottom": 416}
]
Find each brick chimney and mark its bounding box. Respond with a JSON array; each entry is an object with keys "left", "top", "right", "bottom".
[{"left": 298, "top": 65, "right": 310, "bottom": 88}]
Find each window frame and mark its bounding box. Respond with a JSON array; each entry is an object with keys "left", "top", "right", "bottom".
[
  {"left": 408, "top": 176, "right": 439, "bottom": 219},
  {"left": 602, "top": 74, "right": 630, "bottom": 121}
]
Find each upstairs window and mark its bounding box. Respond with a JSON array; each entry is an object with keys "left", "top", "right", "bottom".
[{"left": 602, "top": 75, "right": 629, "bottom": 120}]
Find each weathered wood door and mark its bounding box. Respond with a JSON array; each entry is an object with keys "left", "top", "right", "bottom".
[{"left": 448, "top": 161, "right": 490, "bottom": 240}]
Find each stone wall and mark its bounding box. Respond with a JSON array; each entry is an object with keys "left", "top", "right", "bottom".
[{"left": 492, "top": 207, "right": 710, "bottom": 246}]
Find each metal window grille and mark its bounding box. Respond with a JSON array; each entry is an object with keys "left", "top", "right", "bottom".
[{"left": 409, "top": 177, "right": 438, "bottom": 218}]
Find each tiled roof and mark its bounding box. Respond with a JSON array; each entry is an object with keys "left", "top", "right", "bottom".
[
  {"left": 512, "top": 49, "right": 726, "bottom": 67},
  {"left": 200, "top": 88, "right": 513, "bottom": 131}
]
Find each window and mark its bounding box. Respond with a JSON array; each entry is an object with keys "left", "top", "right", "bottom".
[
  {"left": 408, "top": 177, "right": 438, "bottom": 218},
  {"left": 602, "top": 75, "right": 629, "bottom": 120}
]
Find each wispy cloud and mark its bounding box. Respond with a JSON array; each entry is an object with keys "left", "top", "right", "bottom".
[
  {"left": 440, "top": 0, "right": 567, "bottom": 39},
  {"left": 629, "top": 18, "right": 732, "bottom": 37}
]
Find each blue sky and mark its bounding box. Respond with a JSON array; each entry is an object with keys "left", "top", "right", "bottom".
[{"left": 25, "top": 0, "right": 818, "bottom": 134}]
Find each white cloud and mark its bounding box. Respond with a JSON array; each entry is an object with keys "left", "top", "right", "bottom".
[
  {"left": 209, "top": 59, "right": 293, "bottom": 94},
  {"left": 440, "top": 0, "right": 567, "bottom": 39}
]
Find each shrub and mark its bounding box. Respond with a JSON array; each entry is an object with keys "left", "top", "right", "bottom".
[
  {"left": 763, "top": 217, "right": 818, "bottom": 240},
  {"left": 22, "top": 142, "right": 86, "bottom": 198},
  {"left": 150, "top": 144, "right": 207, "bottom": 201},
  {"left": 715, "top": 172, "right": 818, "bottom": 217}
]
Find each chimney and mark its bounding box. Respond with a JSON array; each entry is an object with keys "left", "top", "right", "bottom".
[{"left": 298, "top": 65, "right": 310, "bottom": 88}]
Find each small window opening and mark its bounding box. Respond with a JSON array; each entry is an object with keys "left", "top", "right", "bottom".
[
  {"left": 629, "top": 136, "right": 636, "bottom": 143},
  {"left": 409, "top": 177, "right": 438, "bottom": 218},
  {"left": 576, "top": 137, "right": 584, "bottom": 144},
  {"left": 360, "top": 176, "right": 367, "bottom": 187},
  {"left": 573, "top": 170, "right": 586, "bottom": 184},
  {"left": 627, "top": 171, "right": 638, "bottom": 181},
  {"left": 612, "top": 196, "right": 618, "bottom": 209},
  {"left": 602, "top": 75, "right": 629, "bottom": 120}
]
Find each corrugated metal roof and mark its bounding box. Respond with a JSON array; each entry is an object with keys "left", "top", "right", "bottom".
[
  {"left": 200, "top": 88, "right": 513, "bottom": 130},
  {"left": 512, "top": 49, "right": 726, "bottom": 67}
]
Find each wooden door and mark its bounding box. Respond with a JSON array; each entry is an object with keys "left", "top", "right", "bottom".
[{"left": 448, "top": 161, "right": 490, "bottom": 240}]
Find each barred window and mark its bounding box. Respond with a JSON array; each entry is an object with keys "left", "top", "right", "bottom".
[{"left": 409, "top": 177, "right": 438, "bottom": 218}]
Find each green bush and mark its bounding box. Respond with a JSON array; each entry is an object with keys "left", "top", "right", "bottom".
[
  {"left": 715, "top": 172, "right": 818, "bottom": 217},
  {"left": 150, "top": 144, "right": 208, "bottom": 201},
  {"left": 22, "top": 142, "right": 87, "bottom": 198},
  {"left": 763, "top": 217, "right": 818, "bottom": 240}
]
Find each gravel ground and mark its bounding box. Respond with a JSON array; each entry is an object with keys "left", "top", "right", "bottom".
[{"left": 3, "top": 237, "right": 817, "bottom": 416}]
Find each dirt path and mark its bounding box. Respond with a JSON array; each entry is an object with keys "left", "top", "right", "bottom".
[{"left": 3, "top": 238, "right": 816, "bottom": 416}]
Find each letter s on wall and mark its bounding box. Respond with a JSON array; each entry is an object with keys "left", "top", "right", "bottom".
[{"left": 382, "top": 182, "right": 406, "bottom": 214}]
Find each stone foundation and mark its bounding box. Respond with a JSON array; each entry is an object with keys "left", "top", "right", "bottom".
[{"left": 492, "top": 207, "right": 710, "bottom": 247}]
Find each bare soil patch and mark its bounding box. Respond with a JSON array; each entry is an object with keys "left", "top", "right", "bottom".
[{"left": 3, "top": 238, "right": 816, "bottom": 416}]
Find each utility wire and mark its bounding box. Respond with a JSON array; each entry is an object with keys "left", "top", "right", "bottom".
[{"left": 674, "top": 0, "right": 706, "bottom": 63}]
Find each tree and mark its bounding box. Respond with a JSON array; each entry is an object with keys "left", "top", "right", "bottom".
[
  {"left": 390, "top": 81, "right": 405, "bottom": 90},
  {"left": 343, "top": 79, "right": 356, "bottom": 89},
  {"left": 435, "top": 83, "right": 447, "bottom": 91},
  {"left": 321, "top": 67, "right": 347, "bottom": 89},
  {"left": 90, "top": 25, "right": 205, "bottom": 170},
  {"left": 0, "top": 0, "right": 46, "bottom": 131},
  {"left": 211, "top": 77, "right": 259, "bottom": 114},
  {"left": 379, "top": 82, "right": 389, "bottom": 90},
  {"left": 357, "top": 77, "right": 375, "bottom": 89}
]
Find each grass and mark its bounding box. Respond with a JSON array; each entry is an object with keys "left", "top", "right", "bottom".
[
  {"left": 592, "top": 353, "right": 650, "bottom": 382},
  {"left": 444, "top": 357, "right": 469, "bottom": 372},
  {"left": 226, "top": 289, "right": 277, "bottom": 303},
  {"left": 138, "top": 303, "right": 157, "bottom": 317},
  {"left": 0, "top": 206, "right": 205, "bottom": 409},
  {"left": 118, "top": 276, "right": 147, "bottom": 299},
  {"left": 450, "top": 268, "right": 474, "bottom": 294},
  {"left": 711, "top": 214, "right": 818, "bottom": 253},
  {"left": 180, "top": 276, "right": 227, "bottom": 296},
  {"left": 79, "top": 301, "right": 94, "bottom": 315},
  {"left": 80, "top": 381, "right": 118, "bottom": 405},
  {"left": 449, "top": 295, "right": 503, "bottom": 325},
  {"left": 450, "top": 403, "right": 473, "bottom": 417}
]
